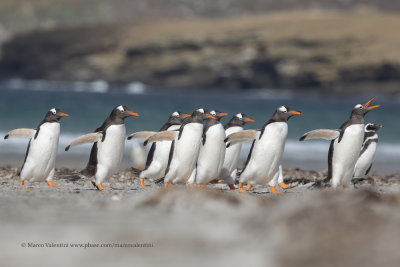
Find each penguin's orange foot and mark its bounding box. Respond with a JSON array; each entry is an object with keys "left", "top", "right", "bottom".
[
  {"left": 164, "top": 182, "right": 171, "bottom": 189},
  {"left": 278, "top": 182, "right": 296, "bottom": 189},
  {"left": 247, "top": 184, "right": 253, "bottom": 191},
  {"left": 228, "top": 184, "right": 235, "bottom": 190},
  {"left": 269, "top": 186, "right": 283, "bottom": 194},
  {"left": 197, "top": 184, "right": 207, "bottom": 189},
  {"left": 238, "top": 182, "right": 247, "bottom": 193},
  {"left": 96, "top": 184, "right": 111, "bottom": 190},
  {"left": 19, "top": 181, "right": 26, "bottom": 187},
  {"left": 139, "top": 178, "right": 146, "bottom": 189},
  {"left": 209, "top": 179, "right": 219, "bottom": 184},
  {"left": 188, "top": 183, "right": 195, "bottom": 189},
  {"left": 46, "top": 181, "right": 58, "bottom": 188}
]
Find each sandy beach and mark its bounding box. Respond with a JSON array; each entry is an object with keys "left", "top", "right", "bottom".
[{"left": 1, "top": 167, "right": 400, "bottom": 267}]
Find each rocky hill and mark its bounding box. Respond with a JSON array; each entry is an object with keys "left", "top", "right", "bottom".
[{"left": 1, "top": 12, "right": 400, "bottom": 92}]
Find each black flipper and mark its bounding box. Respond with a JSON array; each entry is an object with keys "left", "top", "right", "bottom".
[
  {"left": 82, "top": 142, "right": 98, "bottom": 177},
  {"left": 164, "top": 140, "right": 175, "bottom": 176},
  {"left": 144, "top": 143, "right": 156, "bottom": 171},
  {"left": 365, "top": 163, "right": 372, "bottom": 175},
  {"left": 18, "top": 139, "right": 31, "bottom": 177}
]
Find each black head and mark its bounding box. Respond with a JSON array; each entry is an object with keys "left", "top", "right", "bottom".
[
  {"left": 190, "top": 108, "right": 215, "bottom": 122},
  {"left": 209, "top": 110, "right": 228, "bottom": 121},
  {"left": 168, "top": 111, "right": 191, "bottom": 124},
  {"left": 43, "top": 108, "right": 69, "bottom": 122},
  {"left": 351, "top": 97, "right": 379, "bottom": 118},
  {"left": 365, "top": 123, "right": 383, "bottom": 133},
  {"left": 109, "top": 105, "right": 139, "bottom": 121},
  {"left": 225, "top": 113, "right": 255, "bottom": 128},
  {"left": 270, "top": 106, "right": 302, "bottom": 122}
]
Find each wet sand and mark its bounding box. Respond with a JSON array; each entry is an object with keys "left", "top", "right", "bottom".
[{"left": 1, "top": 167, "right": 400, "bottom": 267}]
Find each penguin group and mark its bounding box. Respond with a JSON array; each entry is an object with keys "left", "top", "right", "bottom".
[{"left": 4, "top": 97, "right": 381, "bottom": 192}]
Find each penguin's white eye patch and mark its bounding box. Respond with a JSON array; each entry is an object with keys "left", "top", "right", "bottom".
[
  {"left": 236, "top": 113, "right": 243, "bottom": 119},
  {"left": 172, "top": 111, "right": 179, "bottom": 117},
  {"left": 50, "top": 108, "right": 56, "bottom": 114},
  {"left": 354, "top": 104, "right": 363, "bottom": 109},
  {"left": 278, "top": 106, "right": 287, "bottom": 112},
  {"left": 197, "top": 108, "right": 204, "bottom": 113},
  {"left": 210, "top": 110, "right": 216, "bottom": 116},
  {"left": 117, "top": 105, "right": 124, "bottom": 112}
]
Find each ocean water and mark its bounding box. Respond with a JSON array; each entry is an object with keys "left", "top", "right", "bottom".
[{"left": 0, "top": 80, "right": 399, "bottom": 172}]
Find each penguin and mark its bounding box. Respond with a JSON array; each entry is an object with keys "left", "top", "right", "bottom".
[
  {"left": 4, "top": 108, "right": 69, "bottom": 187},
  {"left": 144, "top": 108, "right": 215, "bottom": 188},
  {"left": 191, "top": 110, "right": 228, "bottom": 188},
  {"left": 300, "top": 97, "right": 379, "bottom": 189},
  {"left": 353, "top": 123, "right": 382, "bottom": 178},
  {"left": 225, "top": 106, "right": 301, "bottom": 193},
  {"left": 65, "top": 105, "right": 138, "bottom": 190},
  {"left": 127, "top": 111, "right": 190, "bottom": 188},
  {"left": 218, "top": 113, "right": 254, "bottom": 186}
]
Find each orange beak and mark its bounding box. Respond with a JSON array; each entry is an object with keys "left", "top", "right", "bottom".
[
  {"left": 245, "top": 117, "right": 255, "bottom": 122},
  {"left": 218, "top": 113, "right": 228, "bottom": 117},
  {"left": 290, "top": 111, "right": 302, "bottom": 115},
  {"left": 208, "top": 115, "right": 217, "bottom": 119},
  {"left": 129, "top": 112, "right": 139, "bottom": 117},
  {"left": 60, "top": 113, "right": 69, "bottom": 117},
  {"left": 183, "top": 114, "right": 191, "bottom": 118},
  {"left": 363, "top": 97, "right": 379, "bottom": 110}
]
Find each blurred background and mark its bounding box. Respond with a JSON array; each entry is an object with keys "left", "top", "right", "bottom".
[{"left": 0, "top": 0, "right": 399, "bottom": 171}]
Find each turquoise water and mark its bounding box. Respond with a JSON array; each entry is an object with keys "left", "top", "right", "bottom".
[{"left": 0, "top": 82, "right": 399, "bottom": 172}]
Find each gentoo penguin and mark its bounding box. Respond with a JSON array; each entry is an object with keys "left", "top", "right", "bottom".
[
  {"left": 225, "top": 106, "right": 301, "bottom": 193},
  {"left": 353, "top": 123, "right": 382, "bottom": 178},
  {"left": 219, "top": 113, "right": 254, "bottom": 186},
  {"left": 127, "top": 111, "right": 190, "bottom": 188},
  {"left": 65, "top": 105, "right": 138, "bottom": 190},
  {"left": 4, "top": 108, "right": 69, "bottom": 187},
  {"left": 191, "top": 110, "right": 228, "bottom": 188},
  {"left": 144, "top": 108, "right": 214, "bottom": 188},
  {"left": 300, "top": 97, "right": 379, "bottom": 189}
]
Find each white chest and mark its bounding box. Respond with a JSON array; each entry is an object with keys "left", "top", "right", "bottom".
[
  {"left": 31, "top": 122, "right": 60, "bottom": 148},
  {"left": 257, "top": 122, "right": 288, "bottom": 148},
  {"left": 97, "top": 124, "right": 126, "bottom": 166}
]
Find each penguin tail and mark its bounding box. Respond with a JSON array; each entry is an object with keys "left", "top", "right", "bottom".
[
  {"left": 65, "top": 145, "right": 70, "bottom": 151},
  {"left": 4, "top": 134, "right": 9, "bottom": 139}
]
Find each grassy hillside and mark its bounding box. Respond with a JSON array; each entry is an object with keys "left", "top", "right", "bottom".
[
  {"left": 1, "top": 0, "right": 400, "bottom": 34},
  {"left": 1, "top": 11, "right": 400, "bottom": 93}
]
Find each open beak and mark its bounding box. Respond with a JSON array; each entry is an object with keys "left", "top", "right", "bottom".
[
  {"left": 218, "top": 113, "right": 228, "bottom": 117},
  {"left": 363, "top": 97, "right": 379, "bottom": 110},
  {"left": 60, "top": 113, "right": 69, "bottom": 117},
  {"left": 208, "top": 114, "right": 217, "bottom": 119},
  {"left": 183, "top": 114, "right": 191, "bottom": 118},
  {"left": 245, "top": 117, "right": 255, "bottom": 122},
  {"left": 289, "top": 111, "right": 302, "bottom": 115}
]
